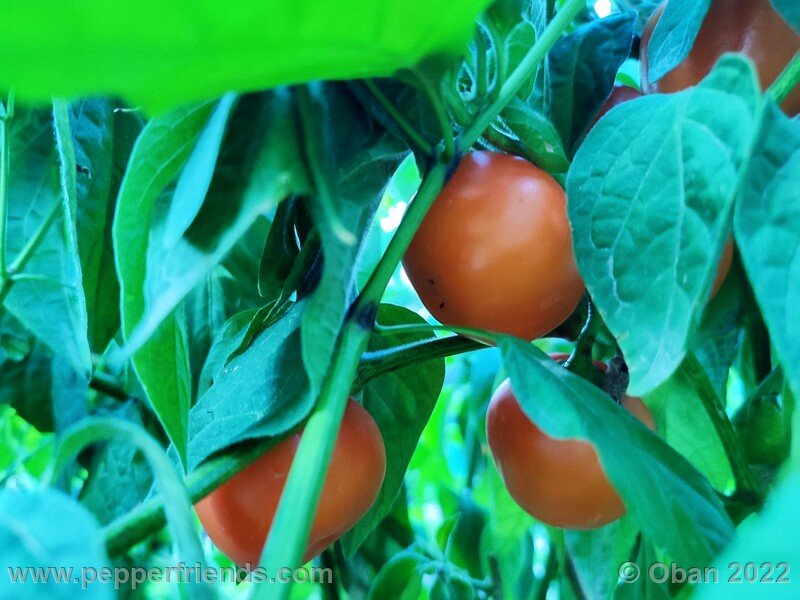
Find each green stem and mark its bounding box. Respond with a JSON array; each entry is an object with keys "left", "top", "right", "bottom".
[
  {"left": 90, "top": 370, "right": 131, "bottom": 401},
  {"left": 363, "top": 80, "right": 435, "bottom": 157},
  {"left": 255, "top": 326, "right": 368, "bottom": 600},
  {"left": 0, "top": 197, "right": 62, "bottom": 307},
  {"left": 249, "top": 5, "right": 584, "bottom": 595},
  {"left": 412, "top": 70, "right": 456, "bottom": 160},
  {"left": 358, "top": 162, "right": 448, "bottom": 305},
  {"left": 103, "top": 436, "right": 279, "bottom": 556},
  {"left": 767, "top": 50, "right": 800, "bottom": 105},
  {"left": 459, "top": 0, "right": 585, "bottom": 149},
  {"left": 0, "top": 93, "right": 13, "bottom": 281},
  {"left": 474, "top": 26, "right": 489, "bottom": 101},
  {"left": 354, "top": 335, "right": 482, "bottom": 391}
]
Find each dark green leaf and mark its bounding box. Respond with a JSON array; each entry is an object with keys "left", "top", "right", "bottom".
[
  {"left": 4, "top": 107, "right": 91, "bottom": 373},
  {"left": 499, "top": 338, "right": 734, "bottom": 567},
  {"left": 79, "top": 404, "right": 154, "bottom": 525},
  {"left": 547, "top": 12, "right": 635, "bottom": 150},
  {"left": 187, "top": 301, "right": 312, "bottom": 470},
  {"left": 734, "top": 102, "right": 800, "bottom": 401},
  {"left": 197, "top": 308, "right": 259, "bottom": 397},
  {"left": 184, "top": 272, "right": 226, "bottom": 398},
  {"left": 567, "top": 57, "right": 760, "bottom": 395},
  {"left": 258, "top": 197, "right": 300, "bottom": 301}
]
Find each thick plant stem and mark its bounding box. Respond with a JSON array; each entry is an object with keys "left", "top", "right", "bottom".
[
  {"left": 768, "top": 50, "right": 800, "bottom": 105},
  {"left": 254, "top": 326, "right": 368, "bottom": 600},
  {"left": 458, "top": 0, "right": 585, "bottom": 149}
]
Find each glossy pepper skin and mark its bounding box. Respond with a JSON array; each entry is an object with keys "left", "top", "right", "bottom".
[
  {"left": 195, "top": 399, "right": 386, "bottom": 566},
  {"left": 486, "top": 357, "right": 656, "bottom": 529},
  {"left": 641, "top": 0, "right": 800, "bottom": 116},
  {"left": 403, "top": 151, "right": 585, "bottom": 341}
]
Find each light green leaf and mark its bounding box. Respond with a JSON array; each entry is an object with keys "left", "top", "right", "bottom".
[
  {"left": 164, "top": 93, "right": 238, "bottom": 246},
  {"left": 567, "top": 57, "right": 760, "bottom": 395},
  {"left": 698, "top": 468, "right": 800, "bottom": 599},
  {"left": 0, "top": 488, "right": 112, "bottom": 600},
  {"left": 0, "top": 0, "right": 491, "bottom": 113},
  {"left": 645, "top": 357, "right": 733, "bottom": 491}
]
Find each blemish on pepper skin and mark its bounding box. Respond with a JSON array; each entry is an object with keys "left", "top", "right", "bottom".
[
  {"left": 427, "top": 278, "right": 435, "bottom": 285},
  {"left": 439, "top": 302, "right": 445, "bottom": 309}
]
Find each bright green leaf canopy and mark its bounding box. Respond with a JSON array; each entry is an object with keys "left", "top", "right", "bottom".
[{"left": 0, "top": 0, "right": 491, "bottom": 112}]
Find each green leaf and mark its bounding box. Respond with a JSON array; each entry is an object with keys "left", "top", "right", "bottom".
[
  {"left": 258, "top": 197, "right": 301, "bottom": 301},
  {"left": 547, "top": 12, "right": 635, "bottom": 151},
  {"left": 496, "top": 98, "right": 570, "bottom": 173},
  {"left": 0, "top": 0, "right": 491, "bottom": 113},
  {"left": 735, "top": 102, "right": 800, "bottom": 402},
  {"left": 645, "top": 358, "right": 733, "bottom": 491},
  {"left": 341, "top": 304, "right": 445, "bottom": 556},
  {"left": 368, "top": 551, "right": 428, "bottom": 600},
  {"left": 698, "top": 468, "right": 800, "bottom": 599},
  {"left": 55, "top": 100, "right": 139, "bottom": 352},
  {"left": 197, "top": 308, "right": 258, "bottom": 397},
  {"left": 297, "top": 83, "right": 408, "bottom": 390},
  {"left": 187, "top": 301, "right": 312, "bottom": 470},
  {"left": 771, "top": 0, "right": 800, "bottom": 32},
  {"left": 121, "top": 91, "right": 307, "bottom": 356},
  {"left": 499, "top": 338, "right": 734, "bottom": 567},
  {"left": 0, "top": 488, "right": 112, "bottom": 599},
  {"left": 164, "top": 93, "right": 238, "bottom": 246},
  {"left": 113, "top": 100, "right": 215, "bottom": 462},
  {"left": 4, "top": 107, "right": 91, "bottom": 374},
  {"left": 644, "top": 0, "right": 711, "bottom": 83},
  {"left": 567, "top": 57, "right": 760, "bottom": 395},
  {"left": 565, "top": 516, "right": 639, "bottom": 599},
  {"left": 0, "top": 320, "right": 54, "bottom": 432},
  {"left": 691, "top": 265, "right": 745, "bottom": 400},
  {"left": 79, "top": 403, "right": 154, "bottom": 525},
  {"left": 184, "top": 272, "right": 226, "bottom": 397}
]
